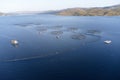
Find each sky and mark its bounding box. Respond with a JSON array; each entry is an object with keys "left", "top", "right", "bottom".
[{"left": 0, "top": 0, "right": 120, "bottom": 12}]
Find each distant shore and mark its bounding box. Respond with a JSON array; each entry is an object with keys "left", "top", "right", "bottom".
[
  {"left": 1, "top": 4, "right": 120, "bottom": 16},
  {"left": 43, "top": 4, "right": 120, "bottom": 16}
]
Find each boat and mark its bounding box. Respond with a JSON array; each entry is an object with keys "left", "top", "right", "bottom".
[
  {"left": 104, "top": 40, "right": 112, "bottom": 44},
  {"left": 11, "top": 40, "right": 19, "bottom": 45}
]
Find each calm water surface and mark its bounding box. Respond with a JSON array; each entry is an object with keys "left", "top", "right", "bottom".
[{"left": 0, "top": 14, "right": 120, "bottom": 80}]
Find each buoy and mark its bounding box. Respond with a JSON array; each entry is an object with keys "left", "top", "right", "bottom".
[{"left": 104, "top": 40, "right": 112, "bottom": 44}]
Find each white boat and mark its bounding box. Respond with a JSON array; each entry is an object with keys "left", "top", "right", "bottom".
[
  {"left": 11, "top": 40, "right": 19, "bottom": 45},
  {"left": 104, "top": 40, "right": 112, "bottom": 44}
]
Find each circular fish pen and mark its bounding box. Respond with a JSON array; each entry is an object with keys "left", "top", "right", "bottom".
[
  {"left": 36, "top": 28, "right": 47, "bottom": 32},
  {"left": 71, "top": 34, "right": 86, "bottom": 40},
  {"left": 51, "top": 25, "right": 63, "bottom": 30},
  {"left": 51, "top": 31, "right": 63, "bottom": 35},
  {"left": 67, "top": 27, "right": 79, "bottom": 32},
  {"left": 87, "top": 30, "right": 101, "bottom": 35}
]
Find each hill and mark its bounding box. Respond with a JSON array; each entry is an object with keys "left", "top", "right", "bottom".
[
  {"left": 56, "top": 4, "right": 120, "bottom": 16},
  {"left": 0, "top": 12, "right": 4, "bottom": 16}
]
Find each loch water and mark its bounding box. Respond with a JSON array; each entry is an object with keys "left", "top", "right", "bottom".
[{"left": 0, "top": 14, "right": 120, "bottom": 80}]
